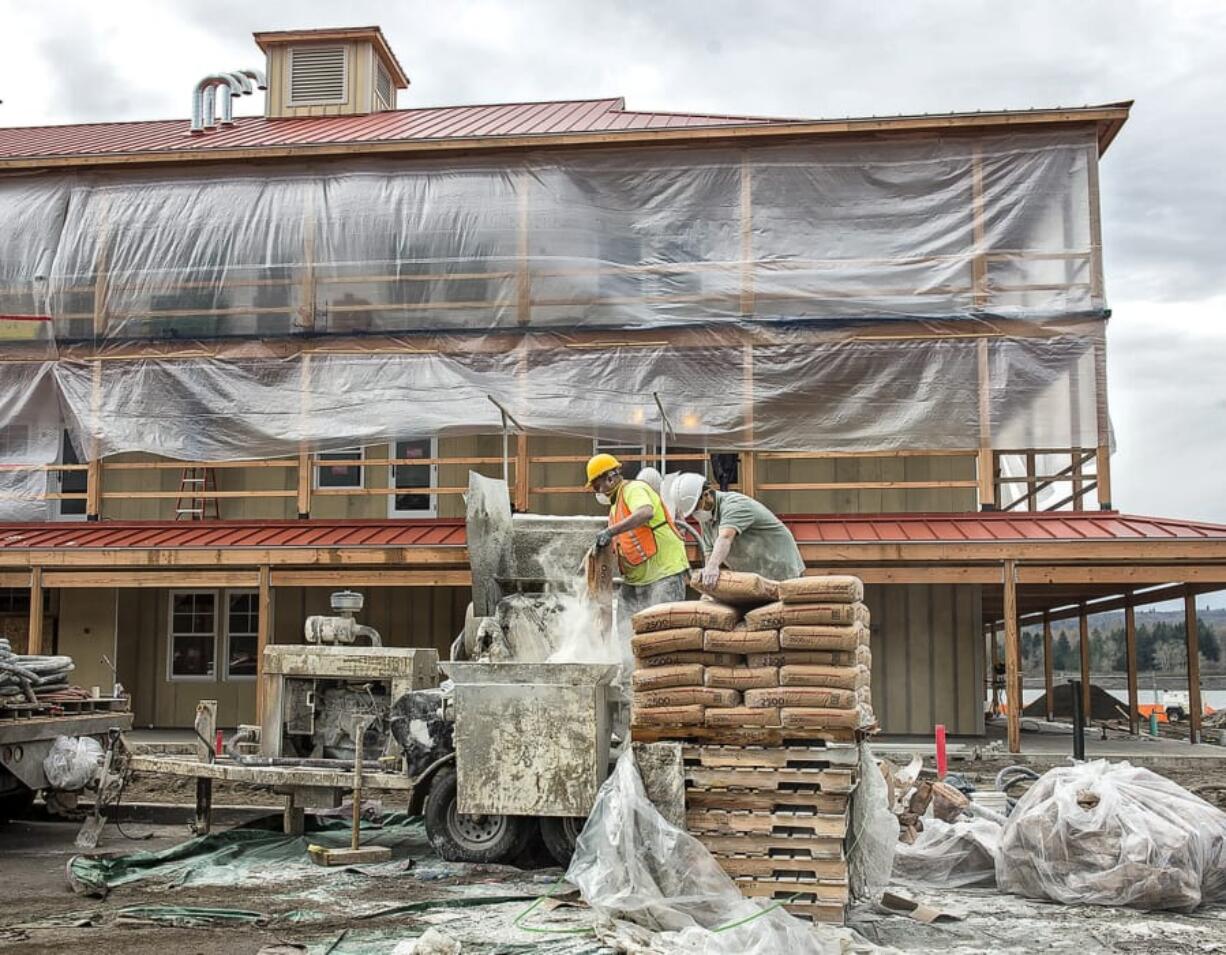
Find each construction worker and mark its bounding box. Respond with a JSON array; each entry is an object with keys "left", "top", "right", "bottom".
[
  {"left": 586, "top": 453, "right": 689, "bottom": 615},
  {"left": 666, "top": 471, "right": 804, "bottom": 585}
]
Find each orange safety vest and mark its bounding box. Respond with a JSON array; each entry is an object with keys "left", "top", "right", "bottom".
[{"left": 609, "top": 480, "right": 682, "bottom": 569}]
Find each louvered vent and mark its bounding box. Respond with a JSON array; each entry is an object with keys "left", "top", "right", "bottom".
[
  {"left": 374, "top": 63, "right": 393, "bottom": 110},
  {"left": 288, "top": 46, "right": 347, "bottom": 104}
]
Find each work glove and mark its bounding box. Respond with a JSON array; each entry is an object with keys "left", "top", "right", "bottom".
[
  {"left": 595, "top": 529, "right": 614, "bottom": 550},
  {"left": 700, "top": 563, "right": 722, "bottom": 587}
]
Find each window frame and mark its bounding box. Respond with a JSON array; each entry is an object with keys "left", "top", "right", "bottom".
[
  {"left": 223, "top": 589, "right": 260, "bottom": 681},
  {"left": 315, "top": 446, "right": 366, "bottom": 490},
  {"left": 52, "top": 430, "right": 88, "bottom": 522},
  {"left": 388, "top": 437, "right": 438, "bottom": 518},
  {"left": 167, "top": 589, "right": 219, "bottom": 683}
]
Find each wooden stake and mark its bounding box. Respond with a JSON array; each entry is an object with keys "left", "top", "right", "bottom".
[
  {"left": 1078, "top": 606, "right": 1091, "bottom": 724},
  {"left": 1185, "top": 588, "right": 1203, "bottom": 744},
  {"left": 1042, "top": 610, "right": 1054, "bottom": 721},
  {"left": 1003, "top": 560, "right": 1021, "bottom": 753},
  {"left": 27, "top": 566, "right": 43, "bottom": 656},
  {"left": 1124, "top": 593, "right": 1139, "bottom": 735},
  {"left": 255, "top": 564, "right": 271, "bottom": 718}
]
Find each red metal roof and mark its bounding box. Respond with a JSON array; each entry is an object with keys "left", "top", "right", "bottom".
[
  {"left": 0, "top": 97, "right": 804, "bottom": 162},
  {"left": 0, "top": 512, "right": 1223, "bottom": 552}
]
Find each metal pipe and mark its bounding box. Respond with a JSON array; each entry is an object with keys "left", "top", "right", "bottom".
[
  {"left": 228, "top": 754, "right": 383, "bottom": 770},
  {"left": 236, "top": 67, "right": 268, "bottom": 90},
  {"left": 353, "top": 624, "right": 382, "bottom": 647},
  {"left": 191, "top": 74, "right": 241, "bottom": 133},
  {"left": 218, "top": 72, "right": 253, "bottom": 127}
]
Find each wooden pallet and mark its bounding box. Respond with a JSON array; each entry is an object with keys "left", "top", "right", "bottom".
[
  {"left": 0, "top": 696, "right": 128, "bottom": 721},
  {"left": 685, "top": 765, "right": 855, "bottom": 794},
  {"left": 693, "top": 832, "right": 844, "bottom": 858},
  {"left": 682, "top": 743, "right": 859, "bottom": 770},
  {"left": 632, "top": 724, "right": 865, "bottom": 746},
  {"left": 737, "top": 877, "right": 849, "bottom": 905},
  {"left": 780, "top": 901, "right": 846, "bottom": 924},
  {"left": 684, "top": 788, "right": 850, "bottom": 815},
  {"left": 715, "top": 855, "right": 848, "bottom": 881},
  {"left": 688, "top": 808, "right": 847, "bottom": 839}
]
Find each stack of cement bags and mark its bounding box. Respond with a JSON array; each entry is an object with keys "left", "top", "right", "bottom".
[{"left": 629, "top": 572, "right": 875, "bottom": 732}]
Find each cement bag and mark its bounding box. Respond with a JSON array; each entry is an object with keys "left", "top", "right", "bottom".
[
  {"left": 894, "top": 817, "right": 1001, "bottom": 888},
  {"left": 997, "top": 759, "right": 1226, "bottom": 911},
  {"left": 689, "top": 569, "right": 779, "bottom": 605},
  {"left": 777, "top": 575, "right": 864, "bottom": 604},
  {"left": 567, "top": 749, "right": 839, "bottom": 955},
  {"left": 632, "top": 601, "right": 741, "bottom": 634},
  {"left": 43, "top": 735, "right": 104, "bottom": 791}
]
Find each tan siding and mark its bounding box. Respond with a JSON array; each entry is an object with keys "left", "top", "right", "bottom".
[
  {"left": 55, "top": 588, "right": 116, "bottom": 695},
  {"left": 866, "top": 584, "right": 983, "bottom": 736},
  {"left": 268, "top": 41, "right": 377, "bottom": 119}
]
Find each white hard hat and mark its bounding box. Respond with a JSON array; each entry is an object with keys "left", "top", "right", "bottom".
[
  {"left": 666, "top": 471, "right": 707, "bottom": 519},
  {"left": 636, "top": 466, "right": 663, "bottom": 494}
]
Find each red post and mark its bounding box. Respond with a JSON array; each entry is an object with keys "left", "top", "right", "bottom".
[
  {"left": 935, "top": 724, "right": 948, "bottom": 779},
  {"left": 215, "top": 729, "right": 224, "bottom": 758}
]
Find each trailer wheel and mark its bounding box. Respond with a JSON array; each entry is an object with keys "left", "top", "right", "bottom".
[
  {"left": 423, "top": 765, "right": 532, "bottom": 864},
  {"left": 539, "top": 815, "right": 586, "bottom": 866}
]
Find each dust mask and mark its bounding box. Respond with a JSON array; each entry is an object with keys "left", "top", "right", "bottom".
[
  {"left": 595, "top": 492, "right": 611, "bottom": 506},
  {"left": 692, "top": 508, "right": 712, "bottom": 524}
]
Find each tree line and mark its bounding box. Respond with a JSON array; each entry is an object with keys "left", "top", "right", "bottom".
[{"left": 1019, "top": 619, "right": 1223, "bottom": 673}]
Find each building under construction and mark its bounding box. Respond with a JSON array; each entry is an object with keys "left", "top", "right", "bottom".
[{"left": 1, "top": 25, "right": 1223, "bottom": 750}]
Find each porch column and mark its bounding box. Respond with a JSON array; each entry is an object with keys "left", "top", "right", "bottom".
[
  {"left": 1078, "top": 604, "right": 1091, "bottom": 725},
  {"left": 1042, "top": 610, "right": 1054, "bottom": 721},
  {"left": 1003, "top": 560, "right": 1022, "bottom": 753},
  {"left": 255, "top": 564, "right": 272, "bottom": 717},
  {"left": 27, "top": 566, "right": 44, "bottom": 655},
  {"left": 1185, "top": 588, "right": 1203, "bottom": 744},
  {"left": 1124, "top": 593, "right": 1139, "bottom": 735}
]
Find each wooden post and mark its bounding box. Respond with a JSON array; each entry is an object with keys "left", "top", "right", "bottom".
[
  {"left": 296, "top": 448, "right": 312, "bottom": 519},
  {"left": 513, "top": 433, "right": 530, "bottom": 512},
  {"left": 988, "top": 621, "right": 1000, "bottom": 717},
  {"left": 296, "top": 354, "right": 312, "bottom": 518},
  {"left": 970, "top": 147, "right": 988, "bottom": 308},
  {"left": 1078, "top": 605, "right": 1091, "bottom": 724},
  {"left": 1025, "top": 450, "right": 1037, "bottom": 513},
  {"left": 91, "top": 198, "right": 112, "bottom": 338},
  {"left": 1042, "top": 610, "right": 1054, "bottom": 721},
  {"left": 255, "top": 564, "right": 272, "bottom": 718},
  {"left": 1085, "top": 141, "right": 1106, "bottom": 310},
  {"left": 1124, "top": 592, "right": 1139, "bottom": 735},
  {"left": 1185, "top": 588, "right": 1203, "bottom": 744},
  {"left": 740, "top": 154, "right": 754, "bottom": 316},
  {"left": 740, "top": 343, "right": 756, "bottom": 496},
  {"left": 299, "top": 192, "right": 317, "bottom": 333},
  {"left": 27, "top": 566, "right": 44, "bottom": 656},
  {"left": 1093, "top": 338, "right": 1112, "bottom": 510},
  {"left": 517, "top": 170, "right": 531, "bottom": 326},
  {"left": 87, "top": 361, "right": 103, "bottom": 520},
  {"left": 976, "top": 338, "right": 995, "bottom": 510},
  {"left": 1003, "top": 560, "right": 1021, "bottom": 753}
]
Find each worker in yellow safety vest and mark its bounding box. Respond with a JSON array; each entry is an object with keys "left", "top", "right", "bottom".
[{"left": 585, "top": 453, "right": 690, "bottom": 617}]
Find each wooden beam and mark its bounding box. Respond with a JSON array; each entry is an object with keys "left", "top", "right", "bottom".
[
  {"left": 256, "top": 565, "right": 271, "bottom": 719},
  {"left": 0, "top": 545, "right": 469, "bottom": 569},
  {"left": 1003, "top": 560, "right": 1022, "bottom": 753},
  {"left": 1018, "top": 564, "right": 1226, "bottom": 585},
  {"left": 971, "top": 148, "right": 988, "bottom": 309},
  {"left": 0, "top": 572, "right": 30, "bottom": 587},
  {"left": 513, "top": 433, "right": 530, "bottom": 513},
  {"left": 741, "top": 342, "right": 756, "bottom": 496},
  {"left": 1042, "top": 611, "right": 1054, "bottom": 721},
  {"left": 41, "top": 570, "right": 260, "bottom": 588},
  {"left": 1185, "top": 588, "right": 1203, "bottom": 744},
  {"left": 269, "top": 569, "right": 472, "bottom": 587},
  {"left": 27, "top": 567, "right": 43, "bottom": 655},
  {"left": 87, "top": 361, "right": 104, "bottom": 519},
  {"left": 804, "top": 565, "right": 1002, "bottom": 584},
  {"left": 1124, "top": 593, "right": 1139, "bottom": 735},
  {"left": 1078, "top": 606, "right": 1091, "bottom": 725},
  {"left": 297, "top": 448, "right": 311, "bottom": 518},
  {"left": 740, "top": 154, "right": 754, "bottom": 315},
  {"left": 1018, "top": 582, "right": 1225, "bottom": 627},
  {"left": 976, "top": 338, "right": 995, "bottom": 510},
  {"left": 516, "top": 170, "right": 531, "bottom": 326}
]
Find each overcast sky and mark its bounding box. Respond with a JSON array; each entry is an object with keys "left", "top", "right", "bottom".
[{"left": 1, "top": 0, "right": 1223, "bottom": 523}]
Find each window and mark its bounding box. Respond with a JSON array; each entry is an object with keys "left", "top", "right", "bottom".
[
  {"left": 288, "top": 46, "right": 348, "bottom": 106},
  {"left": 56, "top": 431, "right": 87, "bottom": 520},
  {"left": 389, "top": 438, "right": 437, "bottom": 517},
  {"left": 169, "top": 591, "right": 216, "bottom": 680},
  {"left": 316, "top": 447, "right": 364, "bottom": 489},
  {"left": 225, "top": 591, "right": 259, "bottom": 679}
]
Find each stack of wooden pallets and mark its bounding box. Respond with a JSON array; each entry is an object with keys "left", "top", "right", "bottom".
[{"left": 629, "top": 571, "right": 873, "bottom": 924}]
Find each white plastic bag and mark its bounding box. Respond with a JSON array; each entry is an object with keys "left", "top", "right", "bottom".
[
  {"left": 566, "top": 749, "right": 839, "bottom": 954},
  {"left": 893, "top": 817, "right": 1001, "bottom": 888},
  {"left": 997, "top": 759, "right": 1226, "bottom": 911},
  {"left": 43, "top": 735, "right": 103, "bottom": 791}
]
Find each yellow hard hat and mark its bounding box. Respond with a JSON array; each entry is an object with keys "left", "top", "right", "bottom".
[{"left": 585, "top": 453, "right": 622, "bottom": 486}]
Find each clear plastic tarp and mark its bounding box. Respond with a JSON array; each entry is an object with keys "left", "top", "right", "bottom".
[{"left": 0, "top": 126, "right": 1109, "bottom": 520}]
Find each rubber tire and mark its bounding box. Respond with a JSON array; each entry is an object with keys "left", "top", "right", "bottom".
[
  {"left": 539, "top": 815, "right": 586, "bottom": 867},
  {"left": 423, "top": 765, "right": 533, "bottom": 864},
  {"left": 1166, "top": 706, "right": 1185, "bottom": 723},
  {"left": 0, "top": 786, "right": 35, "bottom": 825}
]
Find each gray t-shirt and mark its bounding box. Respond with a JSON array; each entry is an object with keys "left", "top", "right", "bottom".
[{"left": 700, "top": 491, "right": 805, "bottom": 581}]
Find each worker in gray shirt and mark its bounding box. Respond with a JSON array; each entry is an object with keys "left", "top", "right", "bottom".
[{"left": 665, "top": 472, "right": 805, "bottom": 585}]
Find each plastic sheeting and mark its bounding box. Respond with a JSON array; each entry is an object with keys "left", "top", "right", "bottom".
[
  {"left": 566, "top": 748, "right": 839, "bottom": 954},
  {"left": 847, "top": 744, "right": 897, "bottom": 898},
  {"left": 893, "top": 817, "right": 1001, "bottom": 889},
  {"left": 43, "top": 735, "right": 103, "bottom": 791},
  {"left": 997, "top": 760, "right": 1226, "bottom": 911},
  {"left": 0, "top": 129, "right": 1100, "bottom": 342}
]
